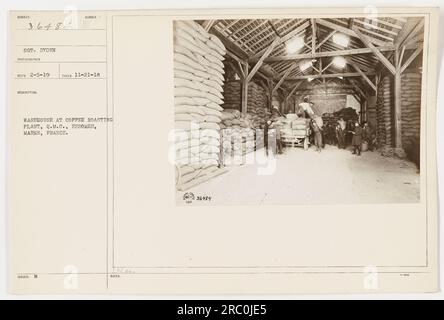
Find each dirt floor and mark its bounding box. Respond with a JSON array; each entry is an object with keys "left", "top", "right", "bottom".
[{"left": 177, "top": 145, "right": 420, "bottom": 205}]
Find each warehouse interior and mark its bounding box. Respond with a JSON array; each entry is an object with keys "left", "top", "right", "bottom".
[{"left": 174, "top": 17, "right": 423, "bottom": 204}]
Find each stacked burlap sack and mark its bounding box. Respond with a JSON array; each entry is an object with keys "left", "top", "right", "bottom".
[
  {"left": 222, "top": 81, "right": 242, "bottom": 110},
  {"left": 222, "top": 81, "right": 270, "bottom": 128},
  {"left": 401, "top": 72, "right": 421, "bottom": 147},
  {"left": 280, "top": 114, "right": 297, "bottom": 137},
  {"left": 173, "top": 20, "right": 226, "bottom": 188},
  {"left": 291, "top": 118, "right": 310, "bottom": 136},
  {"left": 220, "top": 109, "right": 255, "bottom": 163},
  {"left": 376, "top": 76, "right": 393, "bottom": 147},
  {"left": 247, "top": 83, "right": 270, "bottom": 128}
]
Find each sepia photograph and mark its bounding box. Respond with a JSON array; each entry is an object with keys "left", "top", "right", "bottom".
[
  {"left": 5, "top": 5, "right": 440, "bottom": 296},
  {"left": 174, "top": 16, "right": 425, "bottom": 205}
]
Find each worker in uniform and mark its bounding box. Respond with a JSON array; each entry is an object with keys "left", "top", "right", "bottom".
[
  {"left": 264, "top": 120, "right": 272, "bottom": 156},
  {"left": 311, "top": 119, "right": 323, "bottom": 152},
  {"left": 345, "top": 120, "right": 355, "bottom": 146},
  {"left": 270, "top": 121, "right": 284, "bottom": 155},
  {"left": 336, "top": 117, "right": 346, "bottom": 149},
  {"left": 362, "top": 122, "right": 375, "bottom": 151},
  {"left": 350, "top": 121, "right": 363, "bottom": 156}
]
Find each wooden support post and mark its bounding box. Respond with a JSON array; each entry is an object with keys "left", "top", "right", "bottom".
[
  {"left": 237, "top": 61, "right": 246, "bottom": 79},
  {"left": 311, "top": 18, "right": 316, "bottom": 54},
  {"left": 241, "top": 63, "right": 249, "bottom": 115},
  {"left": 241, "top": 80, "right": 248, "bottom": 115},
  {"left": 363, "top": 94, "right": 368, "bottom": 123},
  {"left": 267, "top": 79, "right": 274, "bottom": 111},
  {"left": 398, "top": 45, "right": 406, "bottom": 69},
  {"left": 394, "top": 49, "right": 402, "bottom": 148}
]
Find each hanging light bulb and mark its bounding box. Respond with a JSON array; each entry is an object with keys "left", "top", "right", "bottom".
[
  {"left": 286, "top": 36, "right": 304, "bottom": 54},
  {"left": 332, "top": 56, "right": 347, "bottom": 69},
  {"left": 332, "top": 33, "right": 350, "bottom": 47},
  {"left": 300, "top": 60, "right": 313, "bottom": 72}
]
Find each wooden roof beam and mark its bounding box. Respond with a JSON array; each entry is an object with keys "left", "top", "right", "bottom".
[
  {"left": 394, "top": 18, "right": 422, "bottom": 47},
  {"left": 401, "top": 20, "right": 425, "bottom": 48},
  {"left": 225, "top": 50, "right": 244, "bottom": 66},
  {"left": 249, "top": 20, "right": 310, "bottom": 61},
  {"left": 272, "top": 62, "right": 299, "bottom": 95},
  {"left": 353, "top": 19, "right": 398, "bottom": 36},
  {"left": 220, "top": 19, "right": 240, "bottom": 32},
  {"left": 210, "top": 27, "right": 249, "bottom": 61},
  {"left": 287, "top": 72, "right": 374, "bottom": 80},
  {"left": 259, "top": 46, "right": 394, "bottom": 62},
  {"left": 285, "top": 81, "right": 303, "bottom": 101},
  {"left": 228, "top": 61, "right": 245, "bottom": 80},
  {"left": 245, "top": 37, "right": 281, "bottom": 83},
  {"left": 235, "top": 20, "right": 268, "bottom": 42},
  {"left": 352, "top": 26, "right": 396, "bottom": 75},
  {"left": 311, "top": 18, "right": 317, "bottom": 54},
  {"left": 316, "top": 18, "right": 390, "bottom": 47},
  {"left": 315, "top": 30, "right": 336, "bottom": 50},
  {"left": 349, "top": 60, "right": 376, "bottom": 91},
  {"left": 346, "top": 78, "right": 366, "bottom": 99},
  {"left": 202, "top": 20, "right": 215, "bottom": 32},
  {"left": 400, "top": 47, "right": 423, "bottom": 74},
  {"left": 228, "top": 19, "right": 256, "bottom": 39},
  {"left": 364, "top": 17, "right": 403, "bottom": 30}
]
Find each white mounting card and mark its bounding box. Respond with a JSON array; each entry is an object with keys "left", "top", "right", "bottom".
[{"left": 8, "top": 7, "right": 439, "bottom": 294}]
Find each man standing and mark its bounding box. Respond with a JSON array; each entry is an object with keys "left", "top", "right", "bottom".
[
  {"left": 298, "top": 96, "right": 315, "bottom": 119},
  {"left": 362, "top": 122, "right": 375, "bottom": 151},
  {"left": 271, "top": 121, "right": 284, "bottom": 155},
  {"left": 336, "top": 117, "right": 346, "bottom": 149},
  {"left": 350, "top": 121, "right": 363, "bottom": 155},
  {"left": 264, "top": 120, "right": 271, "bottom": 156},
  {"left": 311, "top": 119, "right": 322, "bottom": 152}
]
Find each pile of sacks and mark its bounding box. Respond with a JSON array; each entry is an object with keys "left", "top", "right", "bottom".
[
  {"left": 221, "top": 81, "right": 270, "bottom": 128},
  {"left": 401, "top": 72, "right": 421, "bottom": 145},
  {"left": 247, "top": 83, "right": 270, "bottom": 128},
  {"left": 376, "top": 76, "right": 393, "bottom": 146},
  {"left": 222, "top": 81, "right": 242, "bottom": 110},
  {"left": 280, "top": 115, "right": 310, "bottom": 137},
  {"left": 220, "top": 109, "right": 255, "bottom": 163},
  {"left": 173, "top": 20, "right": 226, "bottom": 189},
  {"left": 220, "top": 109, "right": 254, "bottom": 129}
]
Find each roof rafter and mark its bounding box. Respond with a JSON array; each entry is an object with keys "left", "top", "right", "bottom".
[
  {"left": 286, "top": 71, "right": 375, "bottom": 80},
  {"left": 257, "top": 46, "right": 395, "bottom": 62},
  {"left": 352, "top": 26, "right": 396, "bottom": 75},
  {"left": 245, "top": 36, "right": 281, "bottom": 83}
]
